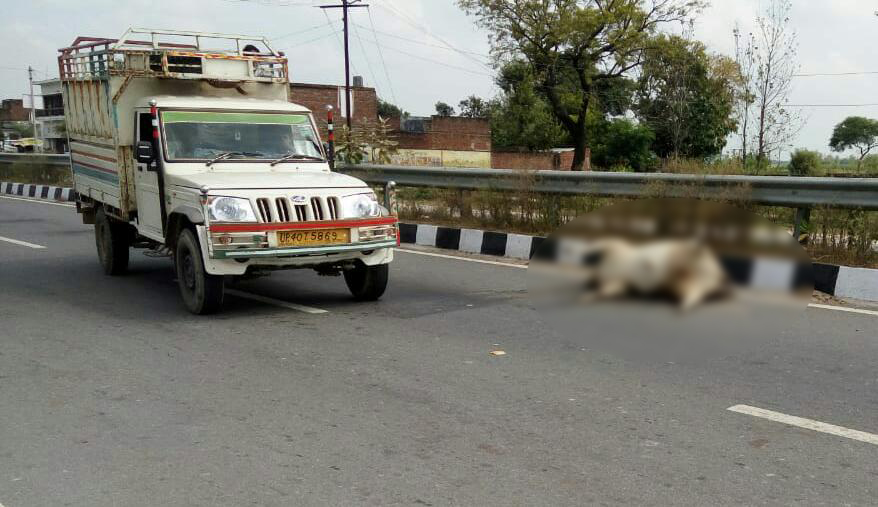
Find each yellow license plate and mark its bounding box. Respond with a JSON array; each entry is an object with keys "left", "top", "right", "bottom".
[{"left": 277, "top": 228, "right": 350, "bottom": 247}]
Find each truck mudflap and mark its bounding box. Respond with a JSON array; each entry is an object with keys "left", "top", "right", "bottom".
[{"left": 200, "top": 216, "right": 398, "bottom": 262}]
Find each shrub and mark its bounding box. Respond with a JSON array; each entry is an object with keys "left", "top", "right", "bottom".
[{"left": 788, "top": 149, "right": 821, "bottom": 176}]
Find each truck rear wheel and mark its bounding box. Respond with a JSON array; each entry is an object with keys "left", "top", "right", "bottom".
[
  {"left": 95, "top": 209, "right": 129, "bottom": 276},
  {"left": 344, "top": 261, "right": 389, "bottom": 301},
  {"left": 175, "top": 228, "right": 224, "bottom": 315}
]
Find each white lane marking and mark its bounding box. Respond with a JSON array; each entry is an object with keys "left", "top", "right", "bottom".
[
  {"left": 0, "top": 194, "right": 75, "bottom": 207},
  {"left": 728, "top": 404, "right": 878, "bottom": 446},
  {"left": 225, "top": 289, "right": 328, "bottom": 314},
  {"left": 808, "top": 303, "right": 878, "bottom": 317},
  {"left": 0, "top": 235, "right": 46, "bottom": 249},
  {"left": 397, "top": 247, "right": 528, "bottom": 269}
]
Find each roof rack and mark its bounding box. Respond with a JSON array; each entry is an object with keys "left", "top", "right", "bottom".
[
  {"left": 111, "top": 28, "right": 280, "bottom": 56},
  {"left": 58, "top": 28, "right": 288, "bottom": 83}
]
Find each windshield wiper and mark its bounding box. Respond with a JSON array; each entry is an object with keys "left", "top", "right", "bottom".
[
  {"left": 205, "top": 151, "right": 263, "bottom": 167},
  {"left": 270, "top": 152, "right": 324, "bottom": 166}
]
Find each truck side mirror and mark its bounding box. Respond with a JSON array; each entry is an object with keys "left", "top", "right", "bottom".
[{"left": 135, "top": 141, "right": 155, "bottom": 165}]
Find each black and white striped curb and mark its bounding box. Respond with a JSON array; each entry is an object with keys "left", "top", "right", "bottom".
[
  {"left": 399, "top": 222, "right": 878, "bottom": 303},
  {"left": 1, "top": 182, "right": 74, "bottom": 202}
]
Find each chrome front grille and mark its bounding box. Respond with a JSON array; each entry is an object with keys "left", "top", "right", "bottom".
[{"left": 255, "top": 195, "right": 340, "bottom": 223}]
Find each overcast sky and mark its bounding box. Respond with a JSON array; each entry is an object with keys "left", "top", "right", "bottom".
[{"left": 2, "top": 0, "right": 876, "bottom": 158}]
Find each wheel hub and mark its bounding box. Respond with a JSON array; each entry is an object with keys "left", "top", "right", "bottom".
[{"left": 182, "top": 252, "right": 196, "bottom": 290}]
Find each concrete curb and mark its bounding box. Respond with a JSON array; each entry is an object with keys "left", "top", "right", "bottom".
[
  {"left": 2, "top": 184, "right": 874, "bottom": 302},
  {"left": 1, "top": 181, "right": 74, "bottom": 202},
  {"left": 399, "top": 222, "right": 878, "bottom": 303}
]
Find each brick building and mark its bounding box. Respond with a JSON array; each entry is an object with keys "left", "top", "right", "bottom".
[
  {"left": 389, "top": 115, "right": 492, "bottom": 167},
  {"left": 289, "top": 82, "right": 378, "bottom": 136},
  {"left": 491, "top": 148, "right": 588, "bottom": 171},
  {"left": 0, "top": 99, "right": 30, "bottom": 123}
]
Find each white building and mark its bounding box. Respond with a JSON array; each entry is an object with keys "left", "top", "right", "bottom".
[{"left": 35, "top": 78, "right": 67, "bottom": 153}]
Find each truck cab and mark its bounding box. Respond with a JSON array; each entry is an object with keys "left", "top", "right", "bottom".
[{"left": 60, "top": 29, "right": 397, "bottom": 314}]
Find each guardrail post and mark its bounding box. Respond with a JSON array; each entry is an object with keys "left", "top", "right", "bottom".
[
  {"left": 384, "top": 180, "right": 397, "bottom": 216},
  {"left": 793, "top": 207, "right": 811, "bottom": 243},
  {"left": 458, "top": 189, "right": 472, "bottom": 219}
]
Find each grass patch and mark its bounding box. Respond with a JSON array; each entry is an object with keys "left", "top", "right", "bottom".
[{"left": 0, "top": 162, "right": 72, "bottom": 186}]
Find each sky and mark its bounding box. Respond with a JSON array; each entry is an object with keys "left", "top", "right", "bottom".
[{"left": 1, "top": 0, "right": 876, "bottom": 158}]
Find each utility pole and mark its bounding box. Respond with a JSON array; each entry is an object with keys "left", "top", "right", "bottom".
[
  {"left": 319, "top": 0, "right": 368, "bottom": 129},
  {"left": 28, "top": 66, "right": 37, "bottom": 141}
]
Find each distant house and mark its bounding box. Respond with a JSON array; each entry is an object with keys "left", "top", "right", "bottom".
[{"left": 35, "top": 79, "right": 67, "bottom": 153}]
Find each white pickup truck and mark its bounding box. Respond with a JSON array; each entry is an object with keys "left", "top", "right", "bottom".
[{"left": 60, "top": 29, "right": 397, "bottom": 314}]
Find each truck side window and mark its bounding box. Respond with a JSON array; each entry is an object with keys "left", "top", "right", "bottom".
[{"left": 138, "top": 112, "right": 152, "bottom": 143}]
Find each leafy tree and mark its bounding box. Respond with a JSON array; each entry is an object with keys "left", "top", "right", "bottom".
[
  {"left": 590, "top": 118, "right": 656, "bottom": 172},
  {"left": 364, "top": 117, "right": 399, "bottom": 164},
  {"left": 490, "top": 60, "right": 567, "bottom": 151},
  {"left": 636, "top": 34, "right": 740, "bottom": 159},
  {"left": 435, "top": 101, "right": 455, "bottom": 117},
  {"left": 335, "top": 125, "right": 368, "bottom": 164},
  {"left": 829, "top": 116, "right": 878, "bottom": 169},
  {"left": 458, "top": 95, "right": 490, "bottom": 118},
  {"left": 788, "top": 149, "right": 820, "bottom": 176},
  {"left": 336, "top": 119, "right": 399, "bottom": 165},
  {"left": 377, "top": 99, "right": 408, "bottom": 119},
  {"left": 458, "top": 0, "right": 705, "bottom": 170}
]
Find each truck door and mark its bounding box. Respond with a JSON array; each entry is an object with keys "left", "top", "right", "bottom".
[{"left": 134, "top": 111, "right": 164, "bottom": 239}]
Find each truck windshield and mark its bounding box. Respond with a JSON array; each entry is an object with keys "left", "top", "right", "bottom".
[{"left": 161, "top": 111, "right": 323, "bottom": 162}]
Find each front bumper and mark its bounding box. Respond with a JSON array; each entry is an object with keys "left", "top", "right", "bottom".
[{"left": 205, "top": 217, "right": 399, "bottom": 260}]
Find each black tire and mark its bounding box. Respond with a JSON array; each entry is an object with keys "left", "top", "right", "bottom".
[
  {"left": 175, "top": 228, "right": 224, "bottom": 315},
  {"left": 343, "top": 262, "right": 389, "bottom": 301},
  {"left": 94, "top": 208, "right": 129, "bottom": 276}
]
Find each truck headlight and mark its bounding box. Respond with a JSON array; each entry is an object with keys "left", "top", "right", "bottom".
[
  {"left": 340, "top": 192, "right": 380, "bottom": 218},
  {"left": 208, "top": 196, "right": 257, "bottom": 222}
]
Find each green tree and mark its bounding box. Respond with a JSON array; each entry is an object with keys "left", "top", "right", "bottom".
[
  {"left": 590, "top": 118, "right": 655, "bottom": 172},
  {"left": 636, "top": 34, "right": 740, "bottom": 159},
  {"left": 458, "top": 95, "right": 490, "bottom": 118},
  {"left": 458, "top": 0, "right": 704, "bottom": 170},
  {"left": 490, "top": 60, "right": 567, "bottom": 151},
  {"left": 377, "top": 99, "right": 408, "bottom": 119},
  {"left": 829, "top": 116, "right": 878, "bottom": 169},
  {"left": 435, "top": 101, "right": 455, "bottom": 117}
]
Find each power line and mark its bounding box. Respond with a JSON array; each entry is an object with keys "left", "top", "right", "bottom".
[
  {"left": 352, "top": 22, "right": 491, "bottom": 60},
  {"left": 270, "top": 23, "right": 331, "bottom": 41},
  {"left": 222, "top": 0, "right": 317, "bottom": 6},
  {"left": 319, "top": 0, "right": 368, "bottom": 129},
  {"left": 367, "top": 7, "right": 397, "bottom": 105},
  {"left": 276, "top": 29, "right": 341, "bottom": 50},
  {"left": 322, "top": 9, "right": 360, "bottom": 77},
  {"left": 350, "top": 19, "right": 384, "bottom": 100},
  {"left": 376, "top": 0, "right": 493, "bottom": 71},
  {"left": 358, "top": 37, "right": 493, "bottom": 77},
  {"left": 783, "top": 103, "right": 878, "bottom": 107},
  {"left": 793, "top": 71, "right": 878, "bottom": 77}
]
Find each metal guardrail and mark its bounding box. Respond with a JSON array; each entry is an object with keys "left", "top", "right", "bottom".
[
  {"left": 338, "top": 164, "right": 878, "bottom": 210},
  {"left": 2, "top": 154, "right": 876, "bottom": 210},
  {"left": 0, "top": 153, "right": 70, "bottom": 167}
]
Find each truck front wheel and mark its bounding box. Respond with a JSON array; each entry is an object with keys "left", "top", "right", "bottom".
[
  {"left": 94, "top": 209, "right": 129, "bottom": 276},
  {"left": 175, "top": 228, "right": 224, "bottom": 314},
  {"left": 343, "top": 261, "right": 389, "bottom": 301}
]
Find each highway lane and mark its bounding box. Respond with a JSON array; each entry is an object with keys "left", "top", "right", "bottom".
[{"left": 1, "top": 196, "right": 877, "bottom": 506}]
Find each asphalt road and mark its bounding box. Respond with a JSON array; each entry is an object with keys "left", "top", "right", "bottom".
[{"left": 1, "top": 195, "right": 877, "bottom": 506}]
